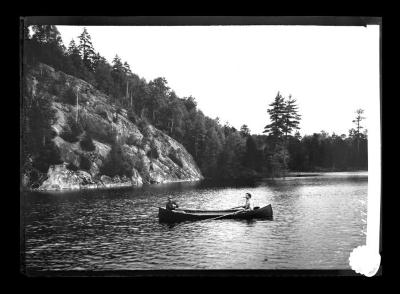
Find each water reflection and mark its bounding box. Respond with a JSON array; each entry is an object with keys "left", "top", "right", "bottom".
[{"left": 23, "top": 171, "right": 367, "bottom": 270}]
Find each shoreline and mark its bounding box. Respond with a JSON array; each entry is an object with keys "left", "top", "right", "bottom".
[
  {"left": 22, "top": 178, "right": 203, "bottom": 193},
  {"left": 22, "top": 170, "right": 368, "bottom": 193}
]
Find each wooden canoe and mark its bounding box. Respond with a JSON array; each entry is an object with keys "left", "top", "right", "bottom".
[{"left": 158, "top": 204, "right": 273, "bottom": 223}]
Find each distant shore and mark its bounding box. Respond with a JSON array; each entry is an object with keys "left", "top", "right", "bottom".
[{"left": 23, "top": 170, "right": 368, "bottom": 193}]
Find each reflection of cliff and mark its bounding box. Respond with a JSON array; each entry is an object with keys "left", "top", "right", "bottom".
[{"left": 23, "top": 63, "right": 203, "bottom": 191}]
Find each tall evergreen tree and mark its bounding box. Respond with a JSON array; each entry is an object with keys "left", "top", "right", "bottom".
[
  {"left": 112, "top": 54, "right": 123, "bottom": 71},
  {"left": 78, "top": 27, "right": 96, "bottom": 71},
  {"left": 110, "top": 54, "right": 126, "bottom": 101},
  {"left": 349, "top": 109, "right": 367, "bottom": 168},
  {"left": 93, "top": 56, "right": 114, "bottom": 95},
  {"left": 29, "top": 25, "right": 66, "bottom": 70},
  {"left": 123, "top": 61, "right": 133, "bottom": 76},
  {"left": 352, "top": 109, "right": 366, "bottom": 153},
  {"left": 147, "top": 77, "right": 170, "bottom": 124},
  {"left": 66, "top": 39, "right": 83, "bottom": 74},
  {"left": 240, "top": 124, "right": 251, "bottom": 137},
  {"left": 263, "top": 91, "right": 286, "bottom": 140},
  {"left": 282, "top": 95, "right": 301, "bottom": 141},
  {"left": 31, "top": 25, "right": 63, "bottom": 47}
]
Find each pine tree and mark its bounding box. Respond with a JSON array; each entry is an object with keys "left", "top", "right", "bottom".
[
  {"left": 112, "top": 54, "right": 124, "bottom": 72},
  {"left": 240, "top": 124, "right": 251, "bottom": 137},
  {"left": 352, "top": 109, "right": 366, "bottom": 153},
  {"left": 78, "top": 27, "right": 96, "bottom": 71},
  {"left": 263, "top": 91, "right": 286, "bottom": 140},
  {"left": 111, "top": 55, "right": 125, "bottom": 101},
  {"left": 282, "top": 94, "right": 301, "bottom": 141},
  {"left": 68, "top": 39, "right": 79, "bottom": 55},
  {"left": 66, "top": 39, "right": 84, "bottom": 76},
  {"left": 350, "top": 109, "right": 367, "bottom": 168},
  {"left": 31, "top": 25, "right": 63, "bottom": 46},
  {"left": 147, "top": 77, "right": 170, "bottom": 124},
  {"left": 123, "top": 62, "right": 133, "bottom": 104},
  {"left": 30, "top": 25, "right": 66, "bottom": 70},
  {"left": 263, "top": 92, "right": 301, "bottom": 176},
  {"left": 123, "top": 61, "right": 132, "bottom": 76}
]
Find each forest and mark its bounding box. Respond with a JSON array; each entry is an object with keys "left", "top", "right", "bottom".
[{"left": 21, "top": 25, "right": 368, "bottom": 181}]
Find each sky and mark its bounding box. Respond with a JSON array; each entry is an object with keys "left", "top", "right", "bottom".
[{"left": 57, "top": 25, "right": 380, "bottom": 136}]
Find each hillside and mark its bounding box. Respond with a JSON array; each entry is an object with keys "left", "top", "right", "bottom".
[{"left": 21, "top": 63, "right": 203, "bottom": 191}]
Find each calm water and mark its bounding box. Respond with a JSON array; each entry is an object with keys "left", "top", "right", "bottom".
[{"left": 22, "top": 172, "right": 367, "bottom": 270}]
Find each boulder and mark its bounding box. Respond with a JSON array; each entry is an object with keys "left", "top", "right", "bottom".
[
  {"left": 100, "top": 175, "right": 113, "bottom": 185},
  {"left": 131, "top": 168, "right": 143, "bottom": 187},
  {"left": 38, "top": 164, "right": 93, "bottom": 191}
]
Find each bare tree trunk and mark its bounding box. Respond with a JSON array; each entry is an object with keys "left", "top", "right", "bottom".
[
  {"left": 357, "top": 120, "right": 360, "bottom": 153},
  {"left": 126, "top": 80, "right": 129, "bottom": 104},
  {"left": 76, "top": 87, "right": 79, "bottom": 123}
]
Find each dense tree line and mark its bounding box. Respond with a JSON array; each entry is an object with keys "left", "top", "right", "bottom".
[{"left": 21, "top": 25, "right": 368, "bottom": 181}]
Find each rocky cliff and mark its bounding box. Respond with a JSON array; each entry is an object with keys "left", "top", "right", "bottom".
[{"left": 23, "top": 63, "right": 203, "bottom": 191}]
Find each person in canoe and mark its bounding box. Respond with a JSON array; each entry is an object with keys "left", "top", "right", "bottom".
[
  {"left": 166, "top": 196, "right": 179, "bottom": 211},
  {"left": 242, "top": 193, "right": 253, "bottom": 210},
  {"left": 230, "top": 193, "right": 254, "bottom": 211}
]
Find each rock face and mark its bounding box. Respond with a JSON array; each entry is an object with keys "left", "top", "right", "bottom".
[{"left": 25, "top": 63, "right": 203, "bottom": 191}]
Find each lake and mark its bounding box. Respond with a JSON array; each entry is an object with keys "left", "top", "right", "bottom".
[{"left": 21, "top": 171, "right": 367, "bottom": 271}]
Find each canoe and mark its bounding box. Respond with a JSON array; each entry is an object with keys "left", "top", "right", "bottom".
[{"left": 158, "top": 204, "right": 273, "bottom": 223}]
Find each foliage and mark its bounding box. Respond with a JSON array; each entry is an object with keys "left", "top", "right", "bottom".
[
  {"left": 90, "top": 125, "right": 117, "bottom": 145},
  {"left": 127, "top": 108, "right": 138, "bottom": 124},
  {"left": 282, "top": 95, "right": 301, "bottom": 139},
  {"left": 126, "top": 134, "right": 141, "bottom": 146},
  {"left": 48, "top": 82, "right": 61, "bottom": 96},
  {"left": 80, "top": 132, "right": 96, "bottom": 151},
  {"left": 63, "top": 87, "right": 77, "bottom": 105},
  {"left": 262, "top": 92, "right": 302, "bottom": 174},
  {"left": 286, "top": 130, "right": 367, "bottom": 171},
  {"left": 32, "top": 140, "right": 63, "bottom": 173},
  {"left": 60, "top": 117, "right": 84, "bottom": 143},
  {"left": 147, "top": 140, "right": 160, "bottom": 159},
  {"left": 66, "top": 162, "right": 79, "bottom": 171},
  {"left": 240, "top": 124, "right": 251, "bottom": 137},
  {"left": 80, "top": 154, "right": 92, "bottom": 171},
  {"left": 21, "top": 81, "right": 57, "bottom": 160},
  {"left": 101, "top": 142, "right": 134, "bottom": 178},
  {"left": 94, "top": 104, "right": 109, "bottom": 120},
  {"left": 78, "top": 28, "right": 96, "bottom": 71},
  {"left": 263, "top": 92, "right": 286, "bottom": 139}
]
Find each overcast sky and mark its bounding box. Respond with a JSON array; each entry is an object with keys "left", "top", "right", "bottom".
[{"left": 57, "top": 25, "right": 379, "bottom": 136}]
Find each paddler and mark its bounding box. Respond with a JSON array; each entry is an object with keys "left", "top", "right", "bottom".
[
  {"left": 242, "top": 193, "right": 253, "bottom": 210},
  {"left": 166, "top": 196, "right": 179, "bottom": 211}
]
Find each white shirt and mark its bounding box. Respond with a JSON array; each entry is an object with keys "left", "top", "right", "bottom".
[{"left": 244, "top": 198, "right": 253, "bottom": 210}]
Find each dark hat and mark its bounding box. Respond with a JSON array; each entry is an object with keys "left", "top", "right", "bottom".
[{"left": 245, "top": 193, "right": 252, "bottom": 198}]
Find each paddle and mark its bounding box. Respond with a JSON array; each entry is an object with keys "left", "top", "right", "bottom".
[
  {"left": 207, "top": 209, "right": 244, "bottom": 221},
  {"left": 229, "top": 205, "right": 244, "bottom": 210},
  {"left": 174, "top": 209, "right": 243, "bottom": 226}
]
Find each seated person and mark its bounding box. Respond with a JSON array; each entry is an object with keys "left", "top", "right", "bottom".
[
  {"left": 166, "top": 196, "right": 179, "bottom": 210},
  {"left": 242, "top": 193, "right": 253, "bottom": 210}
]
